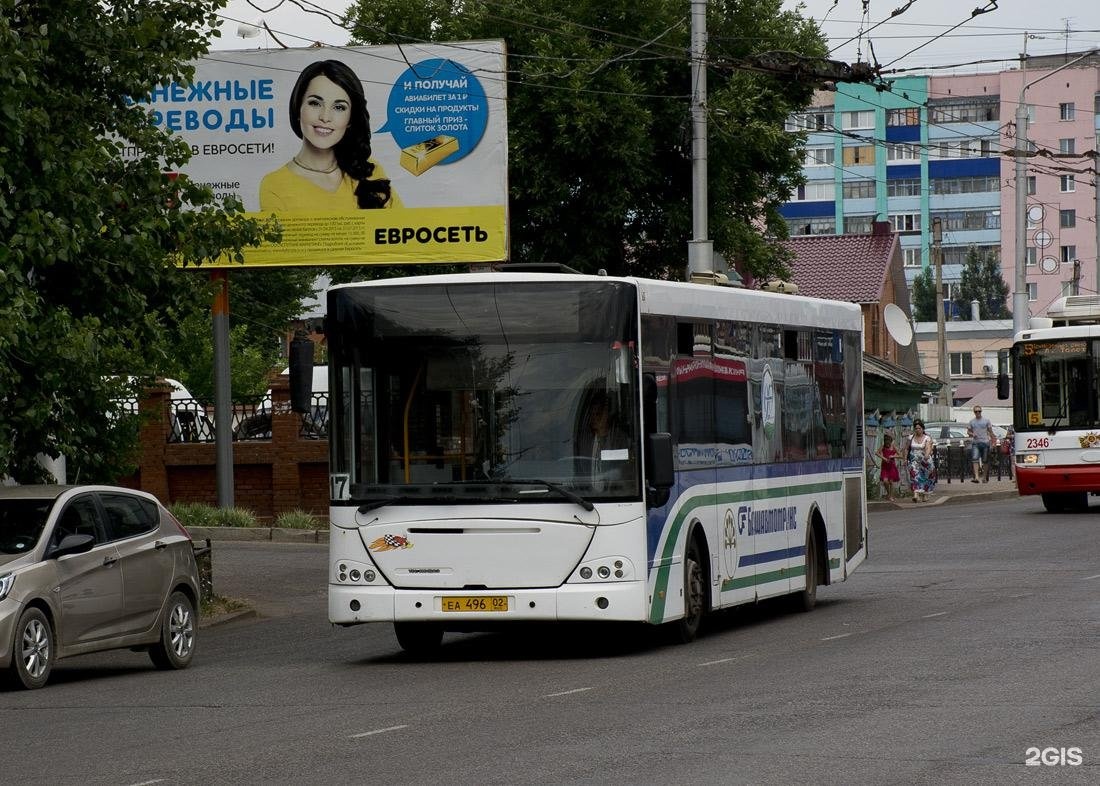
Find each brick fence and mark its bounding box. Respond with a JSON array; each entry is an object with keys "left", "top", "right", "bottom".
[{"left": 118, "top": 376, "right": 328, "bottom": 520}]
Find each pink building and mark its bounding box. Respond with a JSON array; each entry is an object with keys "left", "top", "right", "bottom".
[{"left": 930, "top": 56, "right": 1099, "bottom": 319}]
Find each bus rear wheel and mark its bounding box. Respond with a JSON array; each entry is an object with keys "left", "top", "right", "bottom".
[
  {"left": 394, "top": 622, "right": 443, "bottom": 655},
  {"left": 793, "top": 526, "right": 819, "bottom": 612}
]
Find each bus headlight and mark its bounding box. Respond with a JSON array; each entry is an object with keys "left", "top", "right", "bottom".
[
  {"left": 1020, "top": 453, "right": 1041, "bottom": 465},
  {"left": 572, "top": 557, "right": 634, "bottom": 582}
]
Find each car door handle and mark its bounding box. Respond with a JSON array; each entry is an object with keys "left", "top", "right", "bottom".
[
  {"left": 102, "top": 555, "right": 118, "bottom": 567},
  {"left": 154, "top": 540, "right": 168, "bottom": 550}
]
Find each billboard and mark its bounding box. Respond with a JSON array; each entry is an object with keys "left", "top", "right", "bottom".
[{"left": 146, "top": 41, "right": 508, "bottom": 267}]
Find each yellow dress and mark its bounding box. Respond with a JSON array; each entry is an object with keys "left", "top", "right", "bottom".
[{"left": 258, "top": 161, "right": 403, "bottom": 212}]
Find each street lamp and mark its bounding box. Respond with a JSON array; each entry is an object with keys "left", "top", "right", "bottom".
[{"left": 1013, "top": 44, "right": 1100, "bottom": 336}]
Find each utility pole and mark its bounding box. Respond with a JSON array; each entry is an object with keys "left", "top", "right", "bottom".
[
  {"left": 687, "top": 0, "right": 713, "bottom": 281},
  {"left": 212, "top": 271, "right": 234, "bottom": 508},
  {"left": 1013, "top": 35, "right": 1030, "bottom": 337},
  {"left": 934, "top": 218, "right": 950, "bottom": 407}
]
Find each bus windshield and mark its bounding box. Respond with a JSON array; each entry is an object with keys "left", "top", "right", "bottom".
[
  {"left": 1015, "top": 338, "right": 1100, "bottom": 430},
  {"left": 327, "top": 280, "right": 641, "bottom": 504}
]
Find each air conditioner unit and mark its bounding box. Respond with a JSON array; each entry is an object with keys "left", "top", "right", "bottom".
[{"left": 982, "top": 365, "right": 994, "bottom": 373}]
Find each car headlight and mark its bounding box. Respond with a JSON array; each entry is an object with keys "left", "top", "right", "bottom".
[{"left": 0, "top": 573, "right": 13, "bottom": 602}]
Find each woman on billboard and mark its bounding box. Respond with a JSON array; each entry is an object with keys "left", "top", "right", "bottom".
[{"left": 259, "top": 59, "right": 402, "bottom": 211}]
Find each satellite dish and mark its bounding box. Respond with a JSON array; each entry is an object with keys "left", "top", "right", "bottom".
[{"left": 883, "top": 303, "right": 913, "bottom": 346}]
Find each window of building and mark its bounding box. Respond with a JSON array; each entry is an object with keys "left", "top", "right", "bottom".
[
  {"left": 1027, "top": 176, "right": 1037, "bottom": 195},
  {"left": 889, "top": 212, "right": 921, "bottom": 233},
  {"left": 841, "top": 110, "right": 875, "bottom": 130},
  {"left": 1026, "top": 247, "right": 1038, "bottom": 266},
  {"left": 1061, "top": 245, "right": 1077, "bottom": 263},
  {"left": 844, "top": 215, "right": 875, "bottom": 234},
  {"left": 980, "top": 138, "right": 997, "bottom": 156},
  {"left": 930, "top": 175, "right": 1000, "bottom": 195},
  {"left": 1060, "top": 209, "right": 1076, "bottom": 228},
  {"left": 785, "top": 110, "right": 832, "bottom": 132},
  {"left": 1059, "top": 137, "right": 1076, "bottom": 154},
  {"left": 929, "top": 100, "right": 999, "bottom": 124},
  {"left": 1061, "top": 280, "right": 1079, "bottom": 297},
  {"left": 1027, "top": 282, "right": 1038, "bottom": 301},
  {"left": 793, "top": 181, "right": 835, "bottom": 201},
  {"left": 787, "top": 217, "right": 836, "bottom": 236},
  {"left": 842, "top": 145, "right": 875, "bottom": 165},
  {"left": 887, "top": 178, "right": 922, "bottom": 197},
  {"left": 886, "top": 107, "right": 920, "bottom": 126},
  {"left": 804, "top": 146, "right": 835, "bottom": 166},
  {"left": 943, "top": 245, "right": 1000, "bottom": 266},
  {"left": 1060, "top": 175, "right": 1076, "bottom": 192},
  {"left": 1059, "top": 102, "right": 1075, "bottom": 121},
  {"left": 886, "top": 143, "right": 920, "bottom": 162},
  {"left": 842, "top": 180, "right": 876, "bottom": 199},
  {"left": 950, "top": 352, "right": 973, "bottom": 376},
  {"left": 930, "top": 209, "right": 1001, "bottom": 231},
  {"left": 903, "top": 247, "right": 922, "bottom": 267}
]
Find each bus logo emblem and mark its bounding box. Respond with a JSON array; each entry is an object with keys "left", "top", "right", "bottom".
[{"left": 369, "top": 534, "right": 413, "bottom": 552}]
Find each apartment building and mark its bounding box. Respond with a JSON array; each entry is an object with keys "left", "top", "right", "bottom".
[{"left": 782, "top": 54, "right": 1100, "bottom": 322}]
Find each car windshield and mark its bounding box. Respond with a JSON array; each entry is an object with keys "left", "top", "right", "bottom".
[{"left": 0, "top": 498, "right": 54, "bottom": 554}]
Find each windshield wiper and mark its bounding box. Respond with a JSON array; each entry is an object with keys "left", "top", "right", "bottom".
[
  {"left": 506, "top": 479, "right": 595, "bottom": 512},
  {"left": 357, "top": 495, "right": 467, "bottom": 513}
]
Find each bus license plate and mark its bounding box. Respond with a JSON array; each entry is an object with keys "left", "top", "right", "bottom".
[{"left": 441, "top": 596, "right": 509, "bottom": 612}]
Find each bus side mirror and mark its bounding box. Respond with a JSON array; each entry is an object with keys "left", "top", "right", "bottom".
[
  {"left": 996, "top": 372, "right": 1010, "bottom": 400},
  {"left": 646, "top": 432, "right": 674, "bottom": 508},
  {"left": 288, "top": 330, "right": 315, "bottom": 414}
]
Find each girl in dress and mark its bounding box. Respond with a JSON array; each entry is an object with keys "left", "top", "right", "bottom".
[{"left": 876, "top": 433, "right": 901, "bottom": 501}]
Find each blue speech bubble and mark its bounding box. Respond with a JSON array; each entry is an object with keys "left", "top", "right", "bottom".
[{"left": 377, "top": 59, "right": 489, "bottom": 167}]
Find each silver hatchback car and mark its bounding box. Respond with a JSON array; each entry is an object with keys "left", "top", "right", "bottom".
[{"left": 0, "top": 485, "right": 199, "bottom": 690}]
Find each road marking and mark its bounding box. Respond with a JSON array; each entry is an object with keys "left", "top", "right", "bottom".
[
  {"left": 922, "top": 612, "right": 948, "bottom": 618},
  {"left": 821, "top": 633, "right": 852, "bottom": 641},
  {"left": 543, "top": 687, "right": 594, "bottom": 698},
  {"left": 698, "top": 657, "right": 738, "bottom": 666},
  {"left": 127, "top": 781, "right": 165, "bottom": 786},
  {"left": 1083, "top": 574, "right": 1100, "bottom": 581},
  {"left": 350, "top": 725, "right": 409, "bottom": 739}
]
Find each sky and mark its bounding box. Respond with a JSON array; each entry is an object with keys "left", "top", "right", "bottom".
[{"left": 212, "top": 0, "right": 1098, "bottom": 77}]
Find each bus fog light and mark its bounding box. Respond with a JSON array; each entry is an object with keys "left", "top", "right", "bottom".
[
  {"left": 580, "top": 567, "right": 593, "bottom": 579},
  {"left": 350, "top": 600, "right": 361, "bottom": 611},
  {"left": 597, "top": 566, "right": 611, "bottom": 579},
  {"left": 596, "top": 597, "right": 609, "bottom": 609}
]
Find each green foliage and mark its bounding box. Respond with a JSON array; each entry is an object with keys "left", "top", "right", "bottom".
[
  {"left": 952, "top": 246, "right": 1011, "bottom": 320},
  {"left": 170, "top": 502, "right": 260, "bottom": 528},
  {"left": 275, "top": 509, "right": 322, "bottom": 529},
  {"left": 0, "top": 0, "right": 281, "bottom": 483},
  {"left": 910, "top": 266, "right": 937, "bottom": 322},
  {"left": 345, "top": 0, "right": 825, "bottom": 280}
]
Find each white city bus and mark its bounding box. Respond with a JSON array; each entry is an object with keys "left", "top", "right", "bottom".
[
  {"left": 1004, "top": 295, "right": 1100, "bottom": 512},
  {"left": 313, "top": 270, "right": 868, "bottom": 652}
]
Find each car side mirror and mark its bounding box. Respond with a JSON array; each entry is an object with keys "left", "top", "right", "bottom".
[
  {"left": 49, "top": 533, "right": 95, "bottom": 559},
  {"left": 996, "top": 371, "right": 1010, "bottom": 400}
]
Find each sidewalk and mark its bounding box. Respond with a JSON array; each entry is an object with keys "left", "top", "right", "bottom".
[{"left": 867, "top": 475, "right": 1019, "bottom": 510}]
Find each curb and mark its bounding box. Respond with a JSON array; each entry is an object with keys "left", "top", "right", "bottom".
[
  {"left": 199, "top": 607, "right": 257, "bottom": 629},
  {"left": 188, "top": 526, "right": 329, "bottom": 543},
  {"left": 868, "top": 487, "right": 1019, "bottom": 511}
]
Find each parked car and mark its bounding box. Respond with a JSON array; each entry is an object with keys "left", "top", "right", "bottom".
[{"left": 0, "top": 485, "right": 199, "bottom": 690}]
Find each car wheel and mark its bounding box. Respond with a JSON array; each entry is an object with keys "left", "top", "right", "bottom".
[
  {"left": 6, "top": 607, "right": 54, "bottom": 690},
  {"left": 149, "top": 591, "right": 196, "bottom": 670}
]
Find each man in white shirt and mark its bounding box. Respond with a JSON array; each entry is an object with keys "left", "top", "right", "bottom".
[{"left": 967, "top": 405, "right": 995, "bottom": 482}]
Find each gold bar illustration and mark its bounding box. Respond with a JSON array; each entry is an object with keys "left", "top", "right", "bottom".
[{"left": 399, "top": 135, "right": 460, "bottom": 176}]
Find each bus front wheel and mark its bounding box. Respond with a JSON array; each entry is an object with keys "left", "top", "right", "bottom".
[
  {"left": 394, "top": 622, "right": 443, "bottom": 655},
  {"left": 793, "top": 525, "right": 819, "bottom": 612},
  {"left": 1042, "top": 492, "right": 1088, "bottom": 513},
  {"left": 675, "top": 537, "right": 706, "bottom": 643}
]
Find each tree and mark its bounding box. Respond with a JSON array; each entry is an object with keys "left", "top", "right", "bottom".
[
  {"left": 952, "top": 246, "right": 1011, "bottom": 320},
  {"left": 344, "top": 0, "right": 827, "bottom": 280},
  {"left": 910, "top": 266, "right": 937, "bottom": 322},
  {"left": 0, "top": 0, "right": 280, "bottom": 482}
]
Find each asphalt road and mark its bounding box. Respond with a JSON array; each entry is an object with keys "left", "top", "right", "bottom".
[{"left": 3, "top": 495, "right": 1099, "bottom": 785}]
